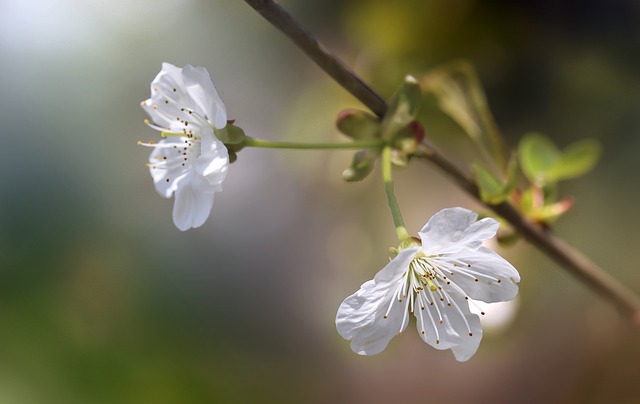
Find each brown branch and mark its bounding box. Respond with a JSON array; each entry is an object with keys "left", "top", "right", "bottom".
[
  {"left": 244, "top": 0, "right": 640, "bottom": 323},
  {"left": 243, "top": 0, "right": 386, "bottom": 117}
]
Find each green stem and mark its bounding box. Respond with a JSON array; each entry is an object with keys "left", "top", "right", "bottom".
[
  {"left": 243, "top": 137, "right": 383, "bottom": 150},
  {"left": 381, "top": 146, "right": 410, "bottom": 242}
]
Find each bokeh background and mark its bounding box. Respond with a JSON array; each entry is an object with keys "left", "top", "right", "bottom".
[{"left": 1, "top": 0, "right": 640, "bottom": 403}]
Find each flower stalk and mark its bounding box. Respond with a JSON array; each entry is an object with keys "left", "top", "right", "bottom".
[
  {"left": 381, "top": 146, "right": 409, "bottom": 243},
  {"left": 242, "top": 137, "right": 383, "bottom": 150}
]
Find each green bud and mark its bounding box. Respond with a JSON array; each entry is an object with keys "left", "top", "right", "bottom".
[
  {"left": 343, "top": 149, "right": 378, "bottom": 182},
  {"left": 381, "top": 75, "right": 421, "bottom": 141},
  {"left": 529, "top": 198, "right": 574, "bottom": 223},
  {"left": 336, "top": 109, "right": 381, "bottom": 140},
  {"left": 391, "top": 120, "right": 425, "bottom": 156}
]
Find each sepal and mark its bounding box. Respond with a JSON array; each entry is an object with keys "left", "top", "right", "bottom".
[{"left": 214, "top": 122, "right": 247, "bottom": 145}]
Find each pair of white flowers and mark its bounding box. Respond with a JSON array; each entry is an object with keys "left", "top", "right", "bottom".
[{"left": 139, "top": 63, "right": 521, "bottom": 361}]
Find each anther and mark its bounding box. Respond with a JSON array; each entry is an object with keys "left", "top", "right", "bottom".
[
  {"left": 436, "top": 340, "right": 440, "bottom": 345},
  {"left": 468, "top": 333, "right": 473, "bottom": 336}
]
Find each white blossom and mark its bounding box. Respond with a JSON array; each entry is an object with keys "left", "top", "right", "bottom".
[
  {"left": 336, "top": 207, "right": 520, "bottom": 361},
  {"left": 139, "top": 63, "right": 229, "bottom": 231}
]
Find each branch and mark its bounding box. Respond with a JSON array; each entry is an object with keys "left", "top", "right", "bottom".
[
  {"left": 243, "top": 0, "right": 386, "bottom": 117},
  {"left": 244, "top": 0, "right": 640, "bottom": 323}
]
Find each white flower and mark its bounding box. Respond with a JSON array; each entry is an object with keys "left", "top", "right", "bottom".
[
  {"left": 336, "top": 207, "right": 520, "bottom": 361},
  {"left": 139, "top": 63, "right": 229, "bottom": 231}
]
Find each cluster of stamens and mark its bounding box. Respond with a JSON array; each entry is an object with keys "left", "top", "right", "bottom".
[
  {"left": 383, "top": 251, "right": 504, "bottom": 345},
  {"left": 139, "top": 87, "right": 211, "bottom": 185}
]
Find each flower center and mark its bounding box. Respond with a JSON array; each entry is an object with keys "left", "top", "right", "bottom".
[
  {"left": 138, "top": 135, "right": 203, "bottom": 185},
  {"left": 382, "top": 252, "right": 478, "bottom": 344}
]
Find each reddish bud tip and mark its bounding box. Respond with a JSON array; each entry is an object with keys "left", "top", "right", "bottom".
[{"left": 409, "top": 120, "right": 425, "bottom": 144}]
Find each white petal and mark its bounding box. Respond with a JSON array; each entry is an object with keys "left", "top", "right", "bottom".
[
  {"left": 443, "top": 247, "right": 520, "bottom": 302},
  {"left": 142, "top": 63, "right": 212, "bottom": 133},
  {"left": 419, "top": 207, "right": 499, "bottom": 254},
  {"left": 172, "top": 174, "right": 216, "bottom": 231},
  {"left": 416, "top": 294, "right": 482, "bottom": 362},
  {"left": 336, "top": 248, "right": 418, "bottom": 355},
  {"left": 182, "top": 64, "right": 227, "bottom": 129},
  {"left": 194, "top": 132, "right": 229, "bottom": 183},
  {"left": 147, "top": 137, "right": 191, "bottom": 198}
]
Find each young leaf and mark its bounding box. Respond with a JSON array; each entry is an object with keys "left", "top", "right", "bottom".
[
  {"left": 518, "top": 132, "right": 560, "bottom": 184},
  {"left": 420, "top": 60, "right": 507, "bottom": 170},
  {"left": 473, "top": 162, "right": 506, "bottom": 204},
  {"left": 472, "top": 161, "right": 517, "bottom": 204},
  {"left": 546, "top": 139, "right": 601, "bottom": 182}
]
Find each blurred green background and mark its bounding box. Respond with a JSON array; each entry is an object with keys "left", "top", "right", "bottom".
[{"left": 1, "top": 0, "right": 639, "bottom": 403}]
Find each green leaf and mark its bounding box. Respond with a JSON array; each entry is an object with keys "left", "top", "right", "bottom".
[
  {"left": 336, "top": 109, "right": 380, "bottom": 140},
  {"left": 518, "top": 132, "right": 561, "bottom": 184},
  {"left": 381, "top": 75, "right": 421, "bottom": 140},
  {"left": 518, "top": 132, "right": 601, "bottom": 185},
  {"left": 420, "top": 60, "right": 507, "bottom": 170},
  {"left": 472, "top": 155, "right": 519, "bottom": 204},
  {"left": 343, "top": 149, "right": 378, "bottom": 182},
  {"left": 473, "top": 162, "right": 516, "bottom": 204},
  {"left": 546, "top": 139, "right": 601, "bottom": 182}
]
